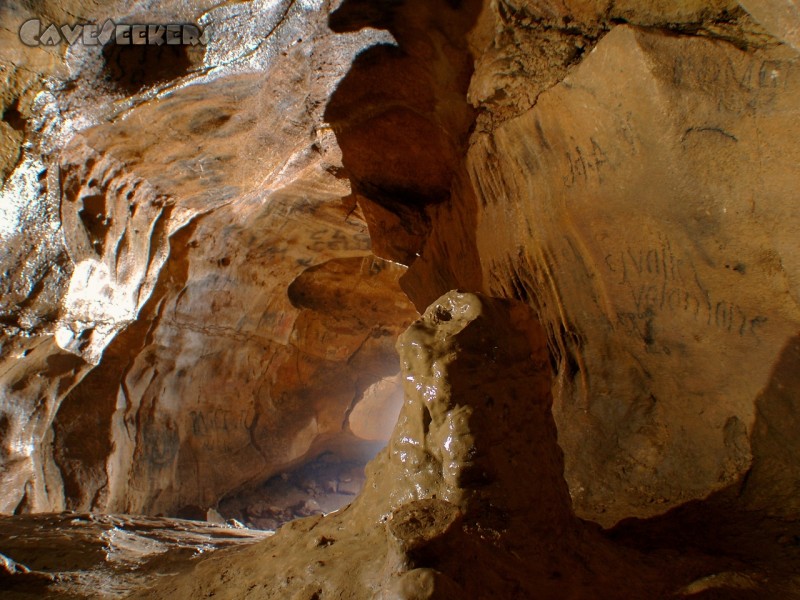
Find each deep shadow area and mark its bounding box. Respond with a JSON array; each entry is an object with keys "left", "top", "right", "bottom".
[
  {"left": 323, "top": 0, "right": 482, "bottom": 264},
  {"left": 328, "top": 0, "right": 405, "bottom": 32},
  {"left": 603, "top": 332, "right": 800, "bottom": 597},
  {"left": 101, "top": 36, "right": 196, "bottom": 94},
  {"left": 739, "top": 332, "right": 800, "bottom": 516},
  {"left": 217, "top": 447, "right": 381, "bottom": 530},
  {"left": 2, "top": 99, "right": 25, "bottom": 132},
  {"left": 604, "top": 492, "right": 800, "bottom": 598}
]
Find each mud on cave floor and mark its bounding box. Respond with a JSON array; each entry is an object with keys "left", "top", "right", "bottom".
[{"left": 213, "top": 450, "right": 375, "bottom": 531}]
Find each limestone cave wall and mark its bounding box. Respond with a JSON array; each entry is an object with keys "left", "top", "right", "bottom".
[
  {"left": 405, "top": 0, "right": 800, "bottom": 526},
  {"left": 1, "top": 0, "right": 800, "bottom": 597},
  {"left": 0, "top": 0, "right": 419, "bottom": 518}
]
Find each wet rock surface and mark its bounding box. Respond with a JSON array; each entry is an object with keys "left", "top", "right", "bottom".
[
  {"left": 0, "top": 512, "right": 269, "bottom": 599},
  {"left": 217, "top": 450, "right": 372, "bottom": 530},
  {"left": 1, "top": 0, "right": 800, "bottom": 597}
]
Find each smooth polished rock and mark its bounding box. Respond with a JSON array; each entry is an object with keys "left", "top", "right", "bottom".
[{"left": 408, "top": 22, "right": 800, "bottom": 525}]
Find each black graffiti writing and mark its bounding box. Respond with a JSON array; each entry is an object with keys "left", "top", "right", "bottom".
[
  {"left": 606, "top": 237, "right": 767, "bottom": 338},
  {"left": 309, "top": 229, "right": 371, "bottom": 252},
  {"left": 564, "top": 138, "right": 609, "bottom": 187}
]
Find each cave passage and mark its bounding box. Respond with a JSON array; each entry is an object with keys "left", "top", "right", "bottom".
[
  {"left": 215, "top": 446, "right": 380, "bottom": 529},
  {"left": 2, "top": 0, "right": 800, "bottom": 598}
]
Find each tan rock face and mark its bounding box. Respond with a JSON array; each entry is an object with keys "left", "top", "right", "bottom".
[
  {"left": 0, "top": 0, "right": 416, "bottom": 516},
  {"left": 2, "top": 0, "right": 800, "bottom": 596},
  {"left": 406, "top": 9, "right": 800, "bottom": 525},
  {"left": 739, "top": 0, "right": 800, "bottom": 52}
]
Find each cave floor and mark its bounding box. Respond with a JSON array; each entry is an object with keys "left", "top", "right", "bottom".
[
  {"left": 1, "top": 495, "right": 799, "bottom": 599},
  {"left": 217, "top": 451, "right": 369, "bottom": 531}
]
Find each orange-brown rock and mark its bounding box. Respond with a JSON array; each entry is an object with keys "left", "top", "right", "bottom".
[
  {"left": 0, "top": 0, "right": 417, "bottom": 517},
  {"left": 2, "top": 0, "right": 800, "bottom": 597},
  {"left": 406, "top": 10, "right": 800, "bottom": 526}
]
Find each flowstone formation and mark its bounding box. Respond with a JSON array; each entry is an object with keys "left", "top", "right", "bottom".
[
  {"left": 127, "top": 293, "right": 800, "bottom": 599},
  {"left": 2, "top": 0, "right": 800, "bottom": 597},
  {"left": 0, "top": 0, "right": 416, "bottom": 519}
]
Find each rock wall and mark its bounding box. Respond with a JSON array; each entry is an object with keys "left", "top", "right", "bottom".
[
  {"left": 0, "top": 0, "right": 416, "bottom": 516},
  {"left": 403, "top": 0, "right": 800, "bottom": 526},
  {"left": 1, "top": 0, "right": 800, "bottom": 546},
  {"left": 2, "top": 0, "right": 800, "bottom": 596}
]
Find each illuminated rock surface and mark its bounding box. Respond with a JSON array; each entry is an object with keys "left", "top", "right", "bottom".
[
  {"left": 0, "top": 513, "right": 270, "bottom": 598},
  {"left": 1, "top": 0, "right": 800, "bottom": 597},
  {"left": 0, "top": 0, "right": 416, "bottom": 518}
]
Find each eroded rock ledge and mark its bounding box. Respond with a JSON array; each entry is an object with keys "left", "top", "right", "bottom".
[
  {"left": 0, "top": 512, "right": 270, "bottom": 599},
  {"left": 123, "top": 293, "right": 800, "bottom": 599},
  {"left": 1, "top": 0, "right": 800, "bottom": 597},
  {"left": 1, "top": 296, "right": 798, "bottom": 598}
]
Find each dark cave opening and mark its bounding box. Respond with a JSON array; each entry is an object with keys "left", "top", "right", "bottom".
[
  {"left": 100, "top": 34, "right": 197, "bottom": 94},
  {"left": 214, "top": 444, "right": 383, "bottom": 530}
]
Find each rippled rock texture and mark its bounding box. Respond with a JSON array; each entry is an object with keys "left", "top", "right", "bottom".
[
  {"left": 404, "top": 0, "right": 800, "bottom": 526},
  {"left": 0, "top": 0, "right": 416, "bottom": 517},
  {"left": 2, "top": 0, "right": 800, "bottom": 597}
]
